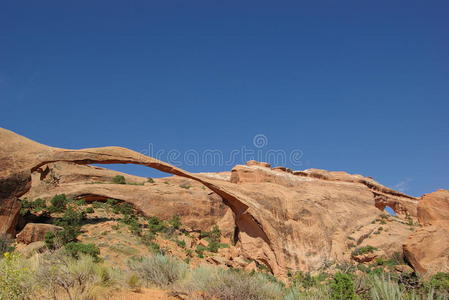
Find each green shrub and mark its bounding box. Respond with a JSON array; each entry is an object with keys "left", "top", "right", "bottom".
[
  {"left": 35, "top": 253, "right": 116, "bottom": 300},
  {"left": 185, "top": 265, "right": 283, "bottom": 300},
  {"left": 200, "top": 225, "right": 221, "bottom": 242},
  {"left": 196, "top": 245, "right": 207, "bottom": 257},
  {"left": 175, "top": 239, "right": 186, "bottom": 248},
  {"left": 0, "top": 236, "right": 14, "bottom": 256},
  {"left": 179, "top": 184, "right": 191, "bottom": 189},
  {"left": 74, "top": 199, "right": 86, "bottom": 206},
  {"left": 330, "top": 272, "right": 356, "bottom": 300},
  {"left": 64, "top": 242, "right": 100, "bottom": 261},
  {"left": 168, "top": 215, "right": 181, "bottom": 230},
  {"left": 53, "top": 207, "right": 85, "bottom": 230},
  {"left": 45, "top": 225, "right": 81, "bottom": 248},
  {"left": 44, "top": 231, "right": 57, "bottom": 248},
  {"left": 141, "top": 231, "right": 156, "bottom": 245},
  {"left": 428, "top": 272, "right": 449, "bottom": 294},
  {"left": 126, "top": 273, "right": 141, "bottom": 292},
  {"left": 127, "top": 255, "right": 187, "bottom": 287},
  {"left": 147, "top": 216, "right": 166, "bottom": 233},
  {"left": 207, "top": 240, "right": 220, "bottom": 253},
  {"left": 106, "top": 198, "right": 118, "bottom": 206},
  {"left": 0, "top": 252, "right": 32, "bottom": 300},
  {"left": 147, "top": 241, "right": 162, "bottom": 254},
  {"left": 147, "top": 177, "right": 154, "bottom": 183},
  {"left": 112, "top": 175, "right": 126, "bottom": 184},
  {"left": 113, "top": 203, "right": 134, "bottom": 215},
  {"left": 19, "top": 198, "right": 47, "bottom": 215},
  {"left": 50, "top": 194, "right": 68, "bottom": 212},
  {"left": 92, "top": 201, "right": 104, "bottom": 209},
  {"left": 58, "top": 226, "right": 81, "bottom": 244},
  {"left": 368, "top": 274, "right": 403, "bottom": 300},
  {"left": 85, "top": 207, "right": 94, "bottom": 214},
  {"left": 391, "top": 252, "right": 405, "bottom": 265},
  {"left": 352, "top": 245, "right": 378, "bottom": 256},
  {"left": 122, "top": 215, "right": 141, "bottom": 236},
  {"left": 292, "top": 271, "right": 318, "bottom": 289}
]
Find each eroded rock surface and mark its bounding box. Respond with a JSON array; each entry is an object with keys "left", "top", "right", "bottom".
[
  {"left": 24, "top": 162, "right": 232, "bottom": 233},
  {"left": 16, "top": 223, "right": 63, "bottom": 244},
  {"left": 404, "top": 189, "right": 449, "bottom": 276},
  {"left": 0, "top": 128, "right": 437, "bottom": 278}
]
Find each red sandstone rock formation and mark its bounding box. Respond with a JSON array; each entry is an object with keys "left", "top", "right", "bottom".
[
  {"left": 403, "top": 189, "right": 449, "bottom": 276},
  {"left": 16, "top": 223, "right": 63, "bottom": 244},
  {"left": 3, "top": 128, "right": 441, "bottom": 278},
  {"left": 23, "top": 162, "right": 231, "bottom": 232}
]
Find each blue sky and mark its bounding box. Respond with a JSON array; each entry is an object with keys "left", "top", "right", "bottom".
[{"left": 1, "top": 1, "right": 448, "bottom": 197}]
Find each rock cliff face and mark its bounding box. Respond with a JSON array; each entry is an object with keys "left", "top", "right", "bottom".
[
  {"left": 228, "top": 163, "right": 418, "bottom": 275},
  {"left": 403, "top": 190, "right": 449, "bottom": 276},
  {"left": 0, "top": 128, "right": 238, "bottom": 236},
  {"left": 23, "top": 162, "right": 232, "bottom": 233},
  {"left": 1, "top": 128, "right": 446, "bottom": 277}
]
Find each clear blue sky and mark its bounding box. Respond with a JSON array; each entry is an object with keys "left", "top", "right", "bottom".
[{"left": 1, "top": 1, "right": 448, "bottom": 197}]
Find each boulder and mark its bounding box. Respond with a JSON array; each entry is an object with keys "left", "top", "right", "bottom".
[
  {"left": 16, "top": 223, "right": 63, "bottom": 244},
  {"left": 417, "top": 189, "right": 449, "bottom": 226},
  {"left": 15, "top": 241, "right": 46, "bottom": 257},
  {"left": 352, "top": 249, "right": 385, "bottom": 263},
  {"left": 244, "top": 261, "right": 258, "bottom": 272},
  {"left": 394, "top": 264, "right": 414, "bottom": 274},
  {"left": 403, "top": 190, "right": 449, "bottom": 276}
]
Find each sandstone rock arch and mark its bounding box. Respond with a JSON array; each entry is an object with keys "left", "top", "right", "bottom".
[
  {"left": 1, "top": 128, "right": 274, "bottom": 271},
  {"left": 1, "top": 128, "right": 421, "bottom": 277}
]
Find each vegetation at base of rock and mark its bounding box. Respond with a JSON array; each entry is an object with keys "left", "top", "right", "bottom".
[
  {"left": 428, "top": 272, "right": 449, "bottom": 295},
  {"left": 112, "top": 175, "right": 126, "bottom": 184},
  {"left": 1, "top": 248, "right": 449, "bottom": 300},
  {"left": 184, "top": 265, "right": 284, "bottom": 300},
  {"left": 199, "top": 225, "right": 221, "bottom": 242},
  {"left": 50, "top": 194, "right": 69, "bottom": 212},
  {"left": 19, "top": 198, "right": 47, "bottom": 215},
  {"left": 64, "top": 242, "right": 100, "bottom": 261},
  {"left": 352, "top": 245, "right": 378, "bottom": 256},
  {"left": 127, "top": 254, "right": 187, "bottom": 287},
  {"left": 0, "top": 236, "right": 14, "bottom": 256},
  {"left": 13, "top": 194, "right": 449, "bottom": 300},
  {"left": 330, "top": 272, "right": 356, "bottom": 300}
]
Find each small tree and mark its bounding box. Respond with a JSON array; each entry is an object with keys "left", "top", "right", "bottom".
[
  {"left": 64, "top": 242, "right": 100, "bottom": 261},
  {"left": 50, "top": 194, "right": 68, "bottom": 212},
  {"left": 112, "top": 175, "right": 126, "bottom": 184},
  {"left": 330, "top": 272, "right": 356, "bottom": 300}
]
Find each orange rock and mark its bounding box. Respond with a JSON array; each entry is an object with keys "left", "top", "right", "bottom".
[
  {"left": 16, "top": 223, "right": 63, "bottom": 244},
  {"left": 352, "top": 249, "right": 385, "bottom": 263},
  {"left": 417, "top": 189, "right": 449, "bottom": 226},
  {"left": 244, "top": 261, "right": 258, "bottom": 272},
  {"left": 24, "top": 162, "right": 231, "bottom": 232},
  {"left": 246, "top": 160, "right": 271, "bottom": 168},
  {"left": 403, "top": 189, "right": 449, "bottom": 276},
  {"left": 0, "top": 128, "right": 425, "bottom": 278}
]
